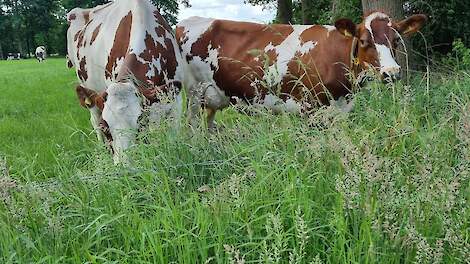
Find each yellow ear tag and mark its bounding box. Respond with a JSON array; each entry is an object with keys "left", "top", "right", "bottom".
[
  {"left": 85, "top": 97, "right": 92, "bottom": 106},
  {"left": 344, "top": 31, "right": 353, "bottom": 37},
  {"left": 354, "top": 58, "right": 360, "bottom": 66}
]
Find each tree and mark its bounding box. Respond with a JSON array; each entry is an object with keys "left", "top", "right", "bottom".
[
  {"left": 61, "top": 0, "right": 109, "bottom": 11},
  {"left": 301, "top": 0, "right": 312, "bottom": 24},
  {"left": 330, "top": 0, "right": 361, "bottom": 23},
  {"left": 277, "top": 0, "right": 292, "bottom": 23},
  {"left": 151, "top": 0, "right": 191, "bottom": 26},
  {"left": 407, "top": 1, "right": 470, "bottom": 55}
]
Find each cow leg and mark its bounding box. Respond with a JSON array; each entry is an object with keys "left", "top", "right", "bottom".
[
  {"left": 147, "top": 91, "right": 183, "bottom": 131},
  {"left": 203, "top": 82, "right": 230, "bottom": 131},
  {"left": 206, "top": 108, "right": 218, "bottom": 132},
  {"left": 187, "top": 83, "right": 204, "bottom": 130},
  {"left": 170, "top": 91, "right": 184, "bottom": 130},
  {"left": 102, "top": 83, "right": 142, "bottom": 164},
  {"left": 331, "top": 96, "right": 355, "bottom": 113}
]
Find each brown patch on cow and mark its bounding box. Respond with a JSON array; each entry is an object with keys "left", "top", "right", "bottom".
[
  {"left": 140, "top": 80, "right": 182, "bottom": 104},
  {"left": 90, "top": 23, "right": 102, "bottom": 45},
  {"left": 74, "top": 30, "right": 81, "bottom": 42},
  {"left": 68, "top": 13, "right": 76, "bottom": 25},
  {"left": 162, "top": 38, "right": 177, "bottom": 80},
  {"left": 83, "top": 11, "right": 90, "bottom": 24},
  {"left": 189, "top": 21, "right": 293, "bottom": 99},
  {"left": 116, "top": 32, "right": 178, "bottom": 86},
  {"left": 78, "top": 57, "right": 88, "bottom": 82},
  {"left": 77, "top": 31, "right": 85, "bottom": 48},
  {"left": 106, "top": 11, "right": 133, "bottom": 79},
  {"left": 116, "top": 54, "right": 150, "bottom": 83},
  {"left": 155, "top": 26, "right": 166, "bottom": 38},
  {"left": 76, "top": 18, "right": 94, "bottom": 50},
  {"left": 100, "top": 118, "right": 114, "bottom": 151},
  {"left": 154, "top": 11, "right": 172, "bottom": 32},
  {"left": 67, "top": 58, "right": 74, "bottom": 68}
]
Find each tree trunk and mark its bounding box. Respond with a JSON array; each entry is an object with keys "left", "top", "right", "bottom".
[
  {"left": 361, "top": 0, "right": 414, "bottom": 78},
  {"left": 277, "top": 0, "right": 293, "bottom": 24},
  {"left": 361, "top": 0, "right": 403, "bottom": 14},
  {"left": 302, "top": 0, "right": 313, "bottom": 24},
  {"left": 26, "top": 37, "right": 31, "bottom": 58},
  {"left": 330, "top": 0, "right": 339, "bottom": 23}
]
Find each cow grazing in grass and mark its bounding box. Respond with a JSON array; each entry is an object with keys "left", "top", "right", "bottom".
[
  {"left": 176, "top": 12, "right": 426, "bottom": 129},
  {"left": 6, "top": 53, "right": 21, "bottom": 60},
  {"left": 67, "top": 0, "right": 189, "bottom": 163},
  {"left": 35, "top": 46, "right": 46, "bottom": 62}
]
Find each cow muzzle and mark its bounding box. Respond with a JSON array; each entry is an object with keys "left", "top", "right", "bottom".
[{"left": 381, "top": 67, "right": 401, "bottom": 83}]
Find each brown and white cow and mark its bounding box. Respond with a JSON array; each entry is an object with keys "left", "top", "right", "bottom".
[
  {"left": 176, "top": 13, "right": 426, "bottom": 129},
  {"left": 67, "top": 0, "right": 190, "bottom": 163}
]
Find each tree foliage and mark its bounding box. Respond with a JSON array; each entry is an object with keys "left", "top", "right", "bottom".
[{"left": 0, "top": 0, "right": 188, "bottom": 57}]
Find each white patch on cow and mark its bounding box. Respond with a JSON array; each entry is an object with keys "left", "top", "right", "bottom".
[
  {"left": 323, "top": 25, "right": 336, "bottom": 32},
  {"left": 375, "top": 44, "right": 400, "bottom": 75},
  {"left": 323, "top": 25, "right": 336, "bottom": 37},
  {"left": 204, "top": 83, "right": 230, "bottom": 110},
  {"left": 207, "top": 43, "right": 220, "bottom": 70},
  {"left": 263, "top": 25, "right": 317, "bottom": 87},
  {"left": 259, "top": 94, "right": 301, "bottom": 114},
  {"left": 102, "top": 82, "right": 142, "bottom": 164},
  {"left": 264, "top": 43, "right": 275, "bottom": 52},
  {"left": 178, "top": 16, "right": 215, "bottom": 49},
  {"left": 331, "top": 96, "right": 355, "bottom": 113},
  {"left": 364, "top": 12, "right": 391, "bottom": 41},
  {"left": 148, "top": 91, "right": 183, "bottom": 130}
]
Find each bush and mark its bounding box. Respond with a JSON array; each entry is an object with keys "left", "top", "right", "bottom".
[{"left": 442, "top": 39, "right": 470, "bottom": 71}]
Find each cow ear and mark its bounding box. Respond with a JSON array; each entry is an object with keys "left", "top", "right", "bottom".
[
  {"left": 396, "top": 14, "right": 427, "bottom": 36},
  {"left": 335, "top": 18, "right": 357, "bottom": 38},
  {"left": 76, "top": 85, "right": 97, "bottom": 108},
  {"left": 95, "top": 92, "right": 107, "bottom": 111},
  {"left": 67, "top": 59, "right": 74, "bottom": 69}
]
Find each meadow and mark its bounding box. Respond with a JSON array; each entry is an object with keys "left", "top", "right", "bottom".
[{"left": 0, "top": 58, "right": 469, "bottom": 263}]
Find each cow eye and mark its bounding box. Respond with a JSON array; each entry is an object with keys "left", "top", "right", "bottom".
[{"left": 360, "top": 39, "right": 368, "bottom": 47}]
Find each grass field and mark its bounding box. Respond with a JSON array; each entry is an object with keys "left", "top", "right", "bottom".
[{"left": 0, "top": 58, "right": 469, "bottom": 263}]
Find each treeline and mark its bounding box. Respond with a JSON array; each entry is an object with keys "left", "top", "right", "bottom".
[
  {"left": 0, "top": 0, "right": 185, "bottom": 58},
  {"left": 0, "top": 0, "right": 469, "bottom": 62}
]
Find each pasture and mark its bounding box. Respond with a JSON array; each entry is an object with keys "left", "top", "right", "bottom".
[{"left": 0, "top": 58, "right": 469, "bottom": 263}]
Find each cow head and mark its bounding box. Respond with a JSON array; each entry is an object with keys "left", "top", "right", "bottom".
[
  {"left": 335, "top": 12, "right": 427, "bottom": 82},
  {"left": 75, "top": 85, "right": 113, "bottom": 149}
]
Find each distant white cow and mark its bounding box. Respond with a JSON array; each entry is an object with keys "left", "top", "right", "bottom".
[
  {"left": 6, "top": 53, "right": 21, "bottom": 60},
  {"left": 35, "top": 46, "right": 46, "bottom": 62}
]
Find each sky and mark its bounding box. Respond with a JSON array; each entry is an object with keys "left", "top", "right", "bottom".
[{"left": 178, "top": 0, "right": 276, "bottom": 23}]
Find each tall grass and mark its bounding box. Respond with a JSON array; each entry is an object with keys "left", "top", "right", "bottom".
[{"left": 0, "top": 59, "right": 469, "bottom": 263}]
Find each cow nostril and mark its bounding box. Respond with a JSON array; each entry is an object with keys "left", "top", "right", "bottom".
[{"left": 382, "top": 72, "right": 400, "bottom": 83}]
